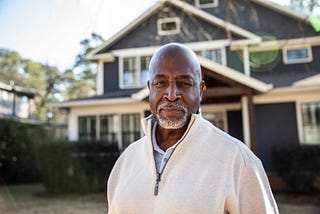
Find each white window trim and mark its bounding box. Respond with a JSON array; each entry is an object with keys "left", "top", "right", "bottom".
[
  {"left": 195, "top": 0, "right": 219, "bottom": 9},
  {"left": 195, "top": 47, "right": 227, "bottom": 66},
  {"left": 296, "top": 101, "right": 320, "bottom": 145},
  {"left": 119, "top": 56, "right": 143, "bottom": 89},
  {"left": 282, "top": 45, "right": 313, "bottom": 64},
  {"left": 157, "top": 17, "right": 181, "bottom": 36}
]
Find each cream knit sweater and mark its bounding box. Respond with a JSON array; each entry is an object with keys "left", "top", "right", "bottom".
[{"left": 107, "top": 114, "right": 279, "bottom": 214}]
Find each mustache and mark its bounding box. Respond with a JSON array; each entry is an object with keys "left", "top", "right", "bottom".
[{"left": 157, "top": 102, "right": 187, "bottom": 112}]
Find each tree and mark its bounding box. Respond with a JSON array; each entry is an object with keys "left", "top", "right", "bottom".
[
  {"left": 0, "top": 49, "right": 65, "bottom": 120},
  {"left": 289, "top": 0, "right": 320, "bottom": 15},
  {"left": 63, "top": 33, "right": 105, "bottom": 100}
]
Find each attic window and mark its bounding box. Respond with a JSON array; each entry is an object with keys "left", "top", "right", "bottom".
[
  {"left": 195, "top": 0, "right": 219, "bottom": 9},
  {"left": 157, "top": 17, "right": 180, "bottom": 35},
  {"left": 283, "top": 45, "right": 312, "bottom": 64}
]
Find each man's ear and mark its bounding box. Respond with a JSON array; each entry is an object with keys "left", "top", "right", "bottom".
[
  {"left": 147, "top": 80, "right": 150, "bottom": 90},
  {"left": 199, "top": 80, "right": 206, "bottom": 100}
]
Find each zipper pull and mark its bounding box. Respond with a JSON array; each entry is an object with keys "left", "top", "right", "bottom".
[{"left": 154, "top": 172, "right": 161, "bottom": 196}]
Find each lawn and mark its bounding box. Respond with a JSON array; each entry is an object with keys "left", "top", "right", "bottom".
[
  {"left": 1, "top": 184, "right": 320, "bottom": 214},
  {"left": 0, "top": 184, "right": 107, "bottom": 214}
]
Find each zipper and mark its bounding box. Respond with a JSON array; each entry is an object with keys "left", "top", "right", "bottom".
[
  {"left": 152, "top": 116, "right": 196, "bottom": 196},
  {"left": 154, "top": 172, "right": 161, "bottom": 195}
]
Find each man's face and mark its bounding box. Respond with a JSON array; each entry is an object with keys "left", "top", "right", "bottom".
[{"left": 148, "top": 47, "right": 204, "bottom": 129}]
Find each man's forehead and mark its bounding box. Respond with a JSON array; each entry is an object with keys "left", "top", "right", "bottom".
[{"left": 153, "top": 73, "right": 194, "bottom": 80}]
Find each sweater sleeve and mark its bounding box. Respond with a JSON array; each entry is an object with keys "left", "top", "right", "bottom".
[{"left": 238, "top": 158, "right": 279, "bottom": 214}]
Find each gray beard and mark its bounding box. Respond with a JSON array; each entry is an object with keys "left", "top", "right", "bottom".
[
  {"left": 156, "top": 113, "right": 188, "bottom": 129},
  {"left": 154, "top": 102, "right": 188, "bottom": 129}
]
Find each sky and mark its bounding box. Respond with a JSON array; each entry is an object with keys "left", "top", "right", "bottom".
[{"left": 0, "top": 0, "right": 291, "bottom": 71}]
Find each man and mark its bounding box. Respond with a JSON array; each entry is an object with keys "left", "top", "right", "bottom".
[{"left": 107, "top": 43, "right": 279, "bottom": 213}]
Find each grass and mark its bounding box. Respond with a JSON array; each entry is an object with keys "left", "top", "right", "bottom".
[
  {"left": 0, "top": 183, "right": 107, "bottom": 214},
  {"left": 1, "top": 183, "right": 320, "bottom": 214}
]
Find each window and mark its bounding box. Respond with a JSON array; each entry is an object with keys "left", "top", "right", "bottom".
[
  {"left": 202, "top": 112, "right": 226, "bottom": 131},
  {"left": 79, "top": 116, "right": 96, "bottom": 141},
  {"left": 195, "top": 48, "right": 224, "bottom": 64},
  {"left": 121, "top": 56, "right": 151, "bottom": 88},
  {"left": 121, "top": 114, "right": 141, "bottom": 148},
  {"left": 141, "top": 56, "right": 151, "bottom": 84},
  {"left": 0, "top": 89, "right": 11, "bottom": 114},
  {"left": 15, "top": 95, "right": 29, "bottom": 118},
  {"left": 100, "top": 115, "right": 119, "bottom": 143},
  {"left": 123, "top": 57, "right": 138, "bottom": 86},
  {"left": 301, "top": 102, "right": 320, "bottom": 144},
  {"left": 157, "top": 17, "right": 181, "bottom": 35},
  {"left": 283, "top": 46, "right": 312, "bottom": 64},
  {"left": 195, "top": 0, "right": 219, "bottom": 8}
]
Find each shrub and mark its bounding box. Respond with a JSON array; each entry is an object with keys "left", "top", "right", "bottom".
[
  {"left": 272, "top": 144, "right": 320, "bottom": 193},
  {"left": 36, "top": 141, "right": 119, "bottom": 193},
  {"left": 0, "top": 119, "right": 49, "bottom": 184}
]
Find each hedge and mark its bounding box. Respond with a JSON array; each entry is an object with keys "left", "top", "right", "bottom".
[
  {"left": 272, "top": 144, "right": 320, "bottom": 193},
  {"left": 36, "top": 141, "right": 119, "bottom": 193},
  {"left": 0, "top": 119, "right": 49, "bottom": 184}
]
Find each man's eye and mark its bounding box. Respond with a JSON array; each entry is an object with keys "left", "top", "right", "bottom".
[
  {"left": 178, "top": 81, "right": 193, "bottom": 87},
  {"left": 153, "top": 81, "right": 167, "bottom": 87}
]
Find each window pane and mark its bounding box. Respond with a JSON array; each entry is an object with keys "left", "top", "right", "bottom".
[
  {"left": 78, "top": 116, "right": 96, "bottom": 141},
  {"left": 199, "top": 0, "right": 214, "bottom": 5},
  {"left": 16, "top": 95, "right": 29, "bottom": 118},
  {"left": 287, "top": 48, "right": 308, "bottom": 60},
  {"left": 140, "top": 56, "right": 151, "bottom": 85},
  {"left": 161, "top": 21, "right": 177, "bottom": 31},
  {"left": 100, "top": 114, "right": 119, "bottom": 143},
  {"left": 204, "top": 49, "right": 222, "bottom": 63},
  {"left": 202, "top": 112, "right": 225, "bottom": 131},
  {"left": 301, "top": 102, "right": 320, "bottom": 144},
  {"left": 0, "top": 90, "right": 12, "bottom": 114},
  {"left": 121, "top": 114, "right": 141, "bottom": 148},
  {"left": 123, "top": 57, "right": 137, "bottom": 85}
]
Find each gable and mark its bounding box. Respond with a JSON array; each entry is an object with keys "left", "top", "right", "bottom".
[
  {"left": 197, "top": 0, "right": 318, "bottom": 39},
  {"left": 100, "top": 2, "right": 244, "bottom": 53},
  {"left": 88, "top": 0, "right": 260, "bottom": 57}
]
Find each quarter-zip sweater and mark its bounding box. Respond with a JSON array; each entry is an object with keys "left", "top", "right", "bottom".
[{"left": 107, "top": 114, "right": 279, "bottom": 214}]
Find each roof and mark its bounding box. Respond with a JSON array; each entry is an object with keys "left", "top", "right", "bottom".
[
  {"left": 48, "top": 89, "right": 142, "bottom": 108},
  {"left": 0, "top": 81, "right": 38, "bottom": 98},
  {"left": 293, "top": 74, "right": 320, "bottom": 87},
  {"left": 132, "top": 56, "right": 273, "bottom": 101}
]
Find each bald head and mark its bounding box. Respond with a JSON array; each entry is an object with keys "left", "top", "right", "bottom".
[
  {"left": 149, "top": 43, "right": 202, "bottom": 83},
  {"left": 147, "top": 43, "right": 206, "bottom": 130}
]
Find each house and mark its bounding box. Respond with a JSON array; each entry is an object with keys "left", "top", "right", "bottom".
[
  {"left": 0, "top": 81, "right": 37, "bottom": 120},
  {"left": 50, "top": 0, "right": 320, "bottom": 172}
]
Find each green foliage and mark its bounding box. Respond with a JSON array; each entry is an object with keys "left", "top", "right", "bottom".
[
  {"left": 63, "top": 33, "right": 104, "bottom": 99},
  {"left": 272, "top": 144, "right": 320, "bottom": 193},
  {"left": 0, "top": 119, "right": 50, "bottom": 184},
  {"left": 36, "top": 141, "right": 119, "bottom": 193}
]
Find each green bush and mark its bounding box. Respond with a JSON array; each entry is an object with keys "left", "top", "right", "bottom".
[
  {"left": 272, "top": 144, "right": 320, "bottom": 193},
  {"left": 36, "top": 141, "right": 119, "bottom": 193},
  {"left": 0, "top": 119, "right": 49, "bottom": 184}
]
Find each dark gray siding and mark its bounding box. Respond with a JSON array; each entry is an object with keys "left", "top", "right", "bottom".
[
  {"left": 227, "top": 110, "right": 243, "bottom": 142},
  {"left": 226, "top": 48, "right": 244, "bottom": 73},
  {"left": 252, "top": 45, "right": 320, "bottom": 87},
  {"left": 103, "top": 59, "right": 120, "bottom": 93},
  {"left": 200, "top": 0, "right": 318, "bottom": 39},
  {"left": 99, "top": 3, "right": 243, "bottom": 53},
  {"left": 255, "top": 102, "right": 299, "bottom": 171}
]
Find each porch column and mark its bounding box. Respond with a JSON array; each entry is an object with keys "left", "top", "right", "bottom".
[
  {"left": 241, "top": 93, "right": 258, "bottom": 154},
  {"left": 241, "top": 96, "right": 251, "bottom": 148}
]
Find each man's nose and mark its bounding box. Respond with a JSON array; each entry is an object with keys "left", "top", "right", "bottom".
[{"left": 164, "top": 82, "right": 181, "bottom": 101}]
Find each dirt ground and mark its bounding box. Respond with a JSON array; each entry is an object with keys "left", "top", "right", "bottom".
[{"left": 1, "top": 184, "right": 320, "bottom": 214}]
